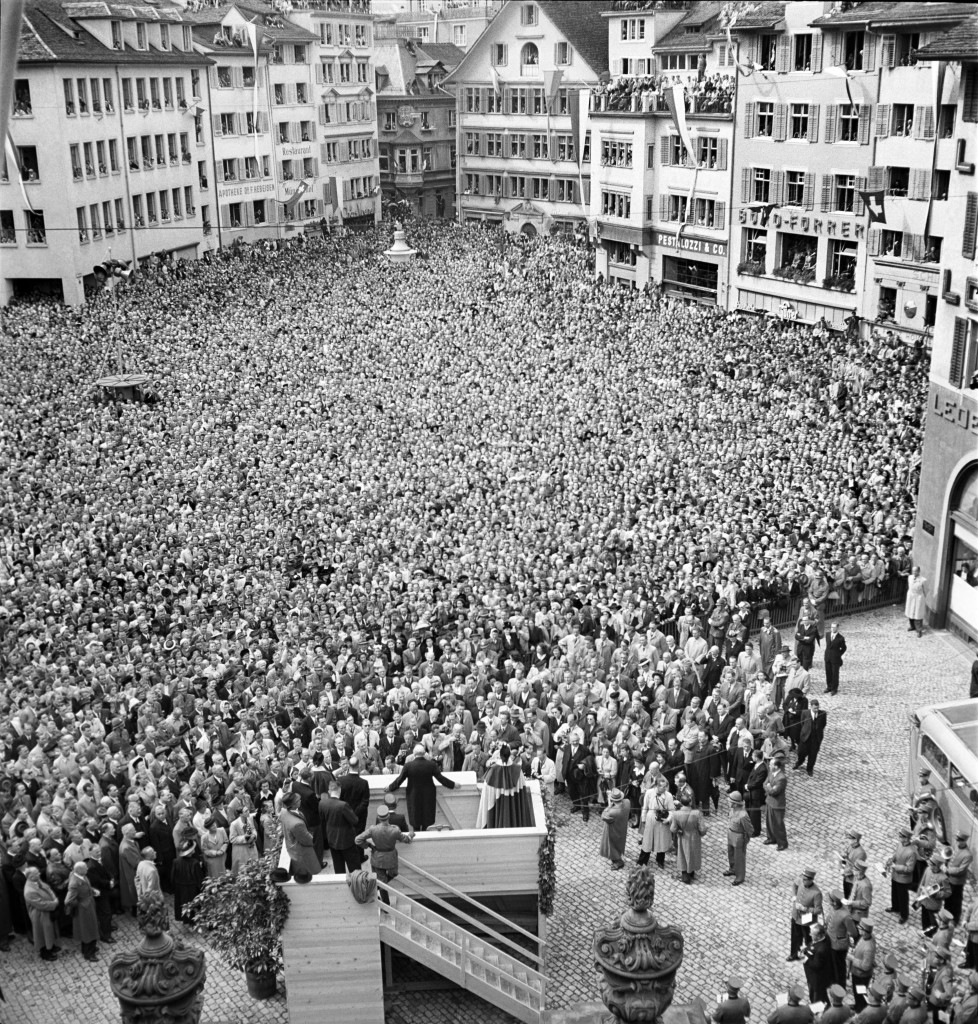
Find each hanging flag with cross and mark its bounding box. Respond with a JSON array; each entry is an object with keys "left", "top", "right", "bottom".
[{"left": 857, "top": 189, "right": 886, "bottom": 224}]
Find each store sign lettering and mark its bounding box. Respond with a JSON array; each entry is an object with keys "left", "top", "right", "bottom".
[
  {"left": 739, "top": 208, "right": 866, "bottom": 240},
  {"left": 281, "top": 145, "right": 312, "bottom": 158},
  {"left": 656, "top": 233, "right": 727, "bottom": 256},
  {"left": 217, "top": 182, "right": 276, "bottom": 200},
  {"left": 932, "top": 390, "right": 978, "bottom": 435}
]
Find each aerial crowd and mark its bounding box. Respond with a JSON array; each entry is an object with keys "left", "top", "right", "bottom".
[{"left": 1, "top": 221, "right": 973, "bottom": 1017}]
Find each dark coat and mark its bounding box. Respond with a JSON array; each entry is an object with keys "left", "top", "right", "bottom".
[
  {"left": 338, "top": 773, "right": 371, "bottom": 834},
  {"left": 279, "top": 808, "right": 322, "bottom": 876},
  {"left": 386, "top": 757, "right": 457, "bottom": 831},
  {"left": 319, "top": 796, "right": 359, "bottom": 850},
  {"left": 823, "top": 632, "right": 847, "bottom": 665}
]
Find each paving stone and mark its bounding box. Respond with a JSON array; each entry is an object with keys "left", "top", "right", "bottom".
[{"left": 3, "top": 609, "right": 972, "bottom": 1024}]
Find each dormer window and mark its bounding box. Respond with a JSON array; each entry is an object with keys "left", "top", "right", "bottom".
[
  {"left": 111, "top": 21, "right": 122, "bottom": 49},
  {"left": 521, "top": 42, "right": 539, "bottom": 67},
  {"left": 136, "top": 23, "right": 147, "bottom": 50},
  {"left": 521, "top": 4, "right": 538, "bottom": 26},
  {"left": 160, "top": 24, "right": 170, "bottom": 50}
]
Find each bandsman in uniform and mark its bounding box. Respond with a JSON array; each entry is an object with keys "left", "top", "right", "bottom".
[
  {"left": 946, "top": 831, "right": 974, "bottom": 925},
  {"left": 885, "top": 827, "right": 918, "bottom": 925},
  {"left": 951, "top": 971, "right": 978, "bottom": 1024},
  {"left": 911, "top": 824, "right": 937, "bottom": 891},
  {"left": 925, "top": 946, "right": 954, "bottom": 1024},
  {"left": 900, "top": 987, "right": 928, "bottom": 1024},
  {"left": 713, "top": 975, "right": 751, "bottom": 1024},
  {"left": 850, "top": 859, "right": 874, "bottom": 921},
  {"left": 825, "top": 888, "right": 852, "bottom": 986},
  {"left": 885, "top": 973, "right": 914, "bottom": 1024},
  {"left": 843, "top": 830, "right": 868, "bottom": 899},
  {"left": 789, "top": 867, "right": 823, "bottom": 961},
  {"left": 851, "top": 983, "right": 888, "bottom": 1024},
  {"left": 848, "top": 919, "right": 877, "bottom": 1012},
  {"left": 767, "top": 984, "right": 814, "bottom": 1024},
  {"left": 822, "top": 984, "right": 854, "bottom": 1024},
  {"left": 917, "top": 852, "right": 952, "bottom": 935},
  {"left": 878, "top": 952, "right": 900, "bottom": 1001},
  {"left": 931, "top": 909, "right": 955, "bottom": 952}
]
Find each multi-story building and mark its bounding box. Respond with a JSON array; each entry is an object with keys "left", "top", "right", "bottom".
[
  {"left": 376, "top": 2, "right": 503, "bottom": 52},
  {"left": 2, "top": 0, "right": 212, "bottom": 305},
  {"left": 591, "top": 1, "right": 735, "bottom": 300},
  {"left": 912, "top": 17, "right": 978, "bottom": 644},
  {"left": 447, "top": 0, "right": 614, "bottom": 236},
  {"left": 374, "top": 39, "right": 464, "bottom": 219},
  {"left": 289, "top": 0, "right": 381, "bottom": 230}
]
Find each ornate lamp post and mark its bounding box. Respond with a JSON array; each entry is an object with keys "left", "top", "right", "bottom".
[
  {"left": 593, "top": 867, "right": 684, "bottom": 1023},
  {"left": 108, "top": 893, "right": 205, "bottom": 1024}
]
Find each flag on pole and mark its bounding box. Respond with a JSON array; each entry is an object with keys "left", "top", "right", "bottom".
[
  {"left": 663, "top": 82, "right": 696, "bottom": 165},
  {"left": 5, "top": 131, "right": 35, "bottom": 213},
  {"left": 489, "top": 65, "right": 502, "bottom": 99},
  {"left": 276, "top": 178, "right": 312, "bottom": 215},
  {"left": 543, "top": 68, "right": 563, "bottom": 113}
]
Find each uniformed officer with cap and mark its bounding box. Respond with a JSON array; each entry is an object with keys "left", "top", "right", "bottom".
[
  {"left": 900, "top": 986, "right": 928, "bottom": 1024},
  {"left": 879, "top": 952, "right": 900, "bottom": 1001},
  {"left": 946, "top": 830, "right": 974, "bottom": 924},
  {"left": 822, "top": 984, "right": 854, "bottom": 1024},
  {"left": 767, "top": 984, "right": 815, "bottom": 1024},
  {"left": 951, "top": 971, "right": 978, "bottom": 1024},
  {"left": 825, "top": 888, "right": 852, "bottom": 986},
  {"left": 354, "top": 806, "right": 413, "bottom": 893},
  {"left": 789, "top": 867, "right": 823, "bottom": 961},
  {"left": 713, "top": 975, "right": 751, "bottom": 1024},
  {"left": 850, "top": 859, "right": 874, "bottom": 919},
  {"left": 885, "top": 973, "right": 913, "bottom": 1024},
  {"left": 848, "top": 919, "right": 877, "bottom": 1011},
  {"left": 916, "top": 851, "right": 952, "bottom": 934},
  {"left": 724, "top": 791, "right": 753, "bottom": 885},
  {"left": 764, "top": 751, "right": 789, "bottom": 851},
  {"left": 843, "top": 830, "right": 867, "bottom": 899},
  {"left": 931, "top": 908, "right": 955, "bottom": 951},
  {"left": 925, "top": 945, "right": 953, "bottom": 1023},
  {"left": 885, "top": 827, "right": 918, "bottom": 924},
  {"left": 851, "top": 983, "right": 888, "bottom": 1024}
]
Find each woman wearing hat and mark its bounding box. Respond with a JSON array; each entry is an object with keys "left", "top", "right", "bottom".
[
  {"left": 638, "top": 775, "right": 675, "bottom": 869},
  {"left": 599, "top": 789, "right": 630, "bottom": 871},
  {"left": 23, "top": 866, "right": 60, "bottom": 962},
  {"left": 201, "top": 818, "right": 229, "bottom": 880},
  {"left": 172, "top": 841, "right": 203, "bottom": 923}
]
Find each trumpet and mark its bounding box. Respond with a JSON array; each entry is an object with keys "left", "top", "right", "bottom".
[{"left": 910, "top": 883, "right": 941, "bottom": 910}]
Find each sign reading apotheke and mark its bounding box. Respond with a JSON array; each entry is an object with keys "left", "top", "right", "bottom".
[
  {"left": 655, "top": 233, "right": 727, "bottom": 257},
  {"left": 218, "top": 181, "right": 276, "bottom": 200}
]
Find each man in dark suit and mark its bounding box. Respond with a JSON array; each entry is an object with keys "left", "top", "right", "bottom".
[
  {"left": 386, "top": 745, "right": 457, "bottom": 831},
  {"left": 823, "top": 624, "right": 847, "bottom": 695},
  {"left": 291, "top": 765, "right": 324, "bottom": 864},
  {"left": 795, "top": 700, "right": 827, "bottom": 777},
  {"left": 560, "top": 731, "right": 596, "bottom": 822},
  {"left": 338, "top": 756, "right": 371, "bottom": 836},
  {"left": 381, "top": 793, "right": 410, "bottom": 831},
  {"left": 319, "top": 781, "right": 360, "bottom": 874},
  {"left": 702, "top": 647, "right": 725, "bottom": 696},
  {"left": 663, "top": 681, "right": 691, "bottom": 712}
]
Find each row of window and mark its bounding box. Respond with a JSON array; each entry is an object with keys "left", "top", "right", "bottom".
[
  {"left": 213, "top": 112, "right": 269, "bottom": 137},
  {"left": 490, "top": 42, "right": 573, "bottom": 69},
  {"left": 742, "top": 230, "right": 861, "bottom": 283},
  {"left": 322, "top": 138, "right": 374, "bottom": 163},
  {"left": 379, "top": 144, "right": 443, "bottom": 174},
  {"left": 745, "top": 101, "right": 956, "bottom": 143},
  {"left": 64, "top": 75, "right": 194, "bottom": 118},
  {"left": 744, "top": 28, "right": 928, "bottom": 74},
  {"left": 463, "top": 131, "right": 578, "bottom": 161},
  {"left": 316, "top": 23, "right": 370, "bottom": 48},
  {"left": 130, "top": 188, "right": 195, "bottom": 230},
  {"left": 108, "top": 19, "right": 192, "bottom": 55},
  {"left": 382, "top": 109, "right": 455, "bottom": 132},
  {"left": 314, "top": 61, "right": 370, "bottom": 86},
  {"left": 462, "top": 86, "right": 574, "bottom": 117},
  {"left": 656, "top": 195, "right": 727, "bottom": 230},
  {"left": 122, "top": 133, "right": 195, "bottom": 175},
  {"left": 318, "top": 100, "right": 374, "bottom": 127},
  {"left": 463, "top": 174, "right": 579, "bottom": 204},
  {"left": 740, "top": 166, "right": 950, "bottom": 210}
]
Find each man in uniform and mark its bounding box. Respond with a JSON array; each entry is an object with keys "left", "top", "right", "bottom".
[
  {"left": 713, "top": 975, "right": 751, "bottom": 1024},
  {"left": 899, "top": 987, "right": 928, "bottom": 1024},
  {"left": 951, "top": 972, "right": 978, "bottom": 1024},
  {"left": 917, "top": 851, "right": 952, "bottom": 935},
  {"left": 848, "top": 919, "right": 877, "bottom": 1012},
  {"left": 910, "top": 770, "right": 933, "bottom": 829},
  {"left": 788, "top": 867, "right": 823, "bottom": 962},
  {"left": 381, "top": 792, "right": 410, "bottom": 831},
  {"left": 931, "top": 909, "right": 955, "bottom": 951},
  {"left": 924, "top": 946, "right": 954, "bottom": 1023},
  {"left": 723, "top": 791, "right": 753, "bottom": 886},
  {"left": 355, "top": 805, "right": 413, "bottom": 894},
  {"left": 825, "top": 888, "right": 852, "bottom": 986},
  {"left": 885, "top": 973, "right": 913, "bottom": 1024},
  {"left": 849, "top": 859, "right": 874, "bottom": 922},
  {"left": 767, "top": 984, "right": 814, "bottom": 1024},
  {"left": 946, "top": 830, "right": 974, "bottom": 924},
  {"left": 851, "top": 984, "right": 888, "bottom": 1024},
  {"left": 885, "top": 827, "right": 918, "bottom": 924},
  {"left": 822, "top": 984, "right": 854, "bottom": 1024},
  {"left": 878, "top": 952, "right": 900, "bottom": 1001},
  {"left": 843, "top": 830, "right": 868, "bottom": 899},
  {"left": 764, "top": 751, "right": 789, "bottom": 851}
]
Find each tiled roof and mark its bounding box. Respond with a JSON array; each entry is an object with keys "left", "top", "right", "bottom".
[
  {"left": 415, "top": 42, "right": 465, "bottom": 70},
  {"left": 916, "top": 14, "right": 978, "bottom": 60},
  {"left": 655, "top": 0, "right": 725, "bottom": 52},
  {"left": 538, "top": 1, "right": 617, "bottom": 77},
  {"left": 373, "top": 38, "right": 464, "bottom": 95},
  {"left": 729, "top": 2, "right": 785, "bottom": 32},
  {"left": 810, "top": 1, "right": 967, "bottom": 28},
  {"left": 63, "top": 2, "right": 184, "bottom": 21},
  {"left": 18, "top": 0, "right": 209, "bottom": 64}
]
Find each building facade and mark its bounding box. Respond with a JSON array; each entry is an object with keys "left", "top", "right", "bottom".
[
  {"left": 447, "top": 0, "right": 614, "bottom": 236},
  {"left": 376, "top": 2, "right": 502, "bottom": 52},
  {"left": 374, "top": 39, "right": 464, "bottom": 220},
  {"left": 912, "top": 18, "right": 978, "bottom": 644},
  {"left": 2, "top": 1, "right": 212, "bottom": 305}
]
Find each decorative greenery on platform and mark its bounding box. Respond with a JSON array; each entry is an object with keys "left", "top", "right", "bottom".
[
  {"left": 188, "top": 854, "right": 290, "bottom": 976},
  {"left": 538, "top": 794, "right": 557, "bottom": 917},
  {"left": 736, "top": 260, "right": 765, "bottom": 277},
  {"left": 822, "top": 274, "right": 856, "bottom": 292}
]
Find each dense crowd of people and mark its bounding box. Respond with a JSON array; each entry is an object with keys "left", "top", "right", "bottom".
[{"left": 3, "top": 222, "right": 972, "bottom": 1014}]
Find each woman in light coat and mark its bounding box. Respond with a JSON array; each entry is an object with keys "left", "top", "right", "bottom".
[
  {"left": 905, "top": 566, "right": 927, "bottom": 636},
  {"left": 23, "top": 867, "right": 60, "bottom": 961},
  {"left": 228, "top": 807, "right": 259, "bottom": 875},
  {"left": 201, "top": 818, "right": 229, "bottom": 880},
  {"left": 638, "top": 775, "right": 675, "bottom": 868}
]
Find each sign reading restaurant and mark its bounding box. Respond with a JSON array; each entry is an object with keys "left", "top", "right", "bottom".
[
  {"left": 739, "top": 207, "right": 867, "bottom": 240},
  {"left": 655, "top": 233, "right": 728, "bottom": 257}
]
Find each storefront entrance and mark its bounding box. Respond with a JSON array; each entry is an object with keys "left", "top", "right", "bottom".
[
  {"left": 947, "top": 463, "right": 978, "bottom": 641},
  {"left": 662, "top": 256, "right": 718, "bottom": 304}
]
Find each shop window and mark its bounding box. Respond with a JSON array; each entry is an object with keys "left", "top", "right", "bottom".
[
  {"left": 743, "top": 228, "right": 767, "bottom": 267},
  {"left": 877, "top": 285, "right": 897, "bottom": 321},
  {"left": 778, "top": 233, "right": 817, "bottom": 278},
  {"left": 955, "top": 465, "right": 978, "bottom": 521}
]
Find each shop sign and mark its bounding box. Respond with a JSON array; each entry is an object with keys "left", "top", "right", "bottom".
[
  {"left": 218, "top": 181, "right": 276, "bottom": 200},
  {"left": 739, "top": 208, "right": 866, "bottom": 240},
  {"left": 656, "top": 233, "right": 727, "bottom": 257},
  {"left": 932, "top": 389, "right": 978, "bottom": 436}
]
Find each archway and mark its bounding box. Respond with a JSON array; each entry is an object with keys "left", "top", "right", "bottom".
[{"left": 520, "top": 222, "right": 537, "bottom": 238}]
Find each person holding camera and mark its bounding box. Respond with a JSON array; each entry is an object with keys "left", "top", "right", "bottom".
[{"left": 638, "top": 773, "right": 675, "bottom": 868}]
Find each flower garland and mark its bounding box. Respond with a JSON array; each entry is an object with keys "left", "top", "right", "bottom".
[{"left": 538, "top": 793, "right": 557, "bottom": 916}]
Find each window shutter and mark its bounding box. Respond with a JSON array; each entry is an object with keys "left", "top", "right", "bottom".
[
  {"left": 772, "top": 171, "right": 785, "bottom": 206},
  {"left": 964, "top": 68, "right": 978, "bottom": 122},
  {"left": 715, "top": 201, "right": 726, "bottom": 229},
  {"left": 868, "top": 166, "right": 885, "bottom": 192},
  {"left": 962, "top": 192, "right": 978, "bottom": 259},
  {"left": 718, "top": 138, "right": 728, "bottom": 170},
  {"left": 744, "top": 102, "right": 756, "bottom": 139},
  {"left": 820, "top": 174, "right": 832, "bottom": 212},
  {"left": 233, "top": 67, "right": 243, "bottom": 88},
  {"left": 741, "top": 166, "right": 752, "bottom": 203},
  {"left": 745, "top": 37, "right": 758, "bottom": 67},
  {"left": 212, "top": 114, "right": 223, "bottom": 136},
  {"left": 775, "top": 36, "right": 791, "bottom": 73},
  {"left": 914, "top": 106, "right": 935, "bottom": 140},
  {"left": 237, "top": 158, "right": 245, "bottom": 181},
  {"left": 339, "top": 141, "right": 349, "bottom": 161},
  {"left": 807, "top": 105, "right": 820, "bottom": 143},
  {"left": 862, "top": 33, "right": 877, "bottom": 72},
  {"left": 319, "top": 103, "right": 327, "bottom": 125},
  {"left": 829, "top": 35, "right": 840, "bottom": 69},
  {"left": 824, "top": 105, "right": 838, "bottom": 144},
  {"left": 244, "top": 201, "right": 254, "bottom": 227},
  {"left": 320, "top": 143, "right": 328, "bottom": 163},
  {"left": 582, "top": 180, "right": 590, "bottom": 205},
  {"left": 216, "top": 161, "right": 225, "bottom": 183},
  {"left": 867, "top": 228, "right": 881, "bottom": 256},
  {"left": 913, "top": 169, "right": 931, "bottom": 201},
  {"left": 315, "top": 63, "right": 324, "bottom": 85},
  {"left": 803, "top": 171, "right": 815, "bottom": 210},
  {"left": 774, "top": 103, "right": 788, "bottom": 141},
  {"left": 660, "top": 194, "right": 669, "bottom": 221},
  {"left": 661, "top": 136, "right": 672, "bottom": 166},
  {"left": 908, "top": 234, "right": 925, "bottom": 263},
  {"left": 853, "top": 176, "right": 867, "bottom": 216},
  {"left": 308, "top": 122, "right": 316, "bottom": 142},
  {"left": 950, "top": 318, "right": 968, "bottom": 386},
  {"left": 880, "top": 35, "right": 895, "bottom": 69},
  {"left": 874, "top": 104, "right": 890, "bottom": 137},
  {"left": 220, "top": 203, "right": 230, "bottom": 227},
  {"left": 208, "top": 67, "right": 218, "bottom": 89},
  {"left": 811, "top": 35, "right": 824, "bottom": 73},
  {"left": 857, "top": 105, "right": 872, "bottom": 144}
]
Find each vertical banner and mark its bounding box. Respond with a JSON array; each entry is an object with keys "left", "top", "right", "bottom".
[
  {"left": 923, "top": 60, "right": 946, "bottom": 238},
  {"left": 246, "top": 20, "right": 262, "bottom": 166},
  {"left": 663, "top": 82, "right": 695, "bottom": 164}
]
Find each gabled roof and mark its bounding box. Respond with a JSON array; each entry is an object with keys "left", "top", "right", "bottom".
[
  {"left": 810, "top": 1, "right": 966, "bottom": 28},
  {"left": 374, "top": 38, "right": 464, "bottom": 96},
  {"left": 416, "top": 42, "right": 466, "bottom": 70},
  {"left": 729, "top": 2, "right": 785, "bottom": 32},
  {"left": 654, "top": 0, "right": 726, "bottom": 52},
  {"left": 63, "top": 2, "right": 184, "bottom": 22},
  {"left": 916, "top": 14, "right": 978, "bottom": 60}
]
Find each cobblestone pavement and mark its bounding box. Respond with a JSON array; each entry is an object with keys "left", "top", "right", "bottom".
[{"left": 2, "top": 608, "right": 973, "bottom": 1024}]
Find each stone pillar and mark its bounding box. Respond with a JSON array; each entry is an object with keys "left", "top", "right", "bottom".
[
  {"left": 108, "top": 892, "right": 205, "bottom": 1024},
  {"left": 592, "top": 867, "right": 684, "bottom": 1023}
]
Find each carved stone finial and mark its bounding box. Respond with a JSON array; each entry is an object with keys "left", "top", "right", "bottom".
[
  {"left": 593, "top": 866, "right": 684, "bottom": 1023},
  {"left": 108, "top": 893, "right": 206, "bottom": 1024}
]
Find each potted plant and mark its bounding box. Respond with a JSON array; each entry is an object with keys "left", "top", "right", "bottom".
[{"left": 187, "top": 854, "right": 290, "bottom": 1000}]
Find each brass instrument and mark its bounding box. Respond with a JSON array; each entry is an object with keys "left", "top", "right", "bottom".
[{"left": 910, "top": 883, "right": 941, "bottom": 910}]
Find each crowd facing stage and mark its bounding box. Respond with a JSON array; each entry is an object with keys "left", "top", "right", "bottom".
[{"left": 2, "top": 223, "right": 972, "bottom": 1017}]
